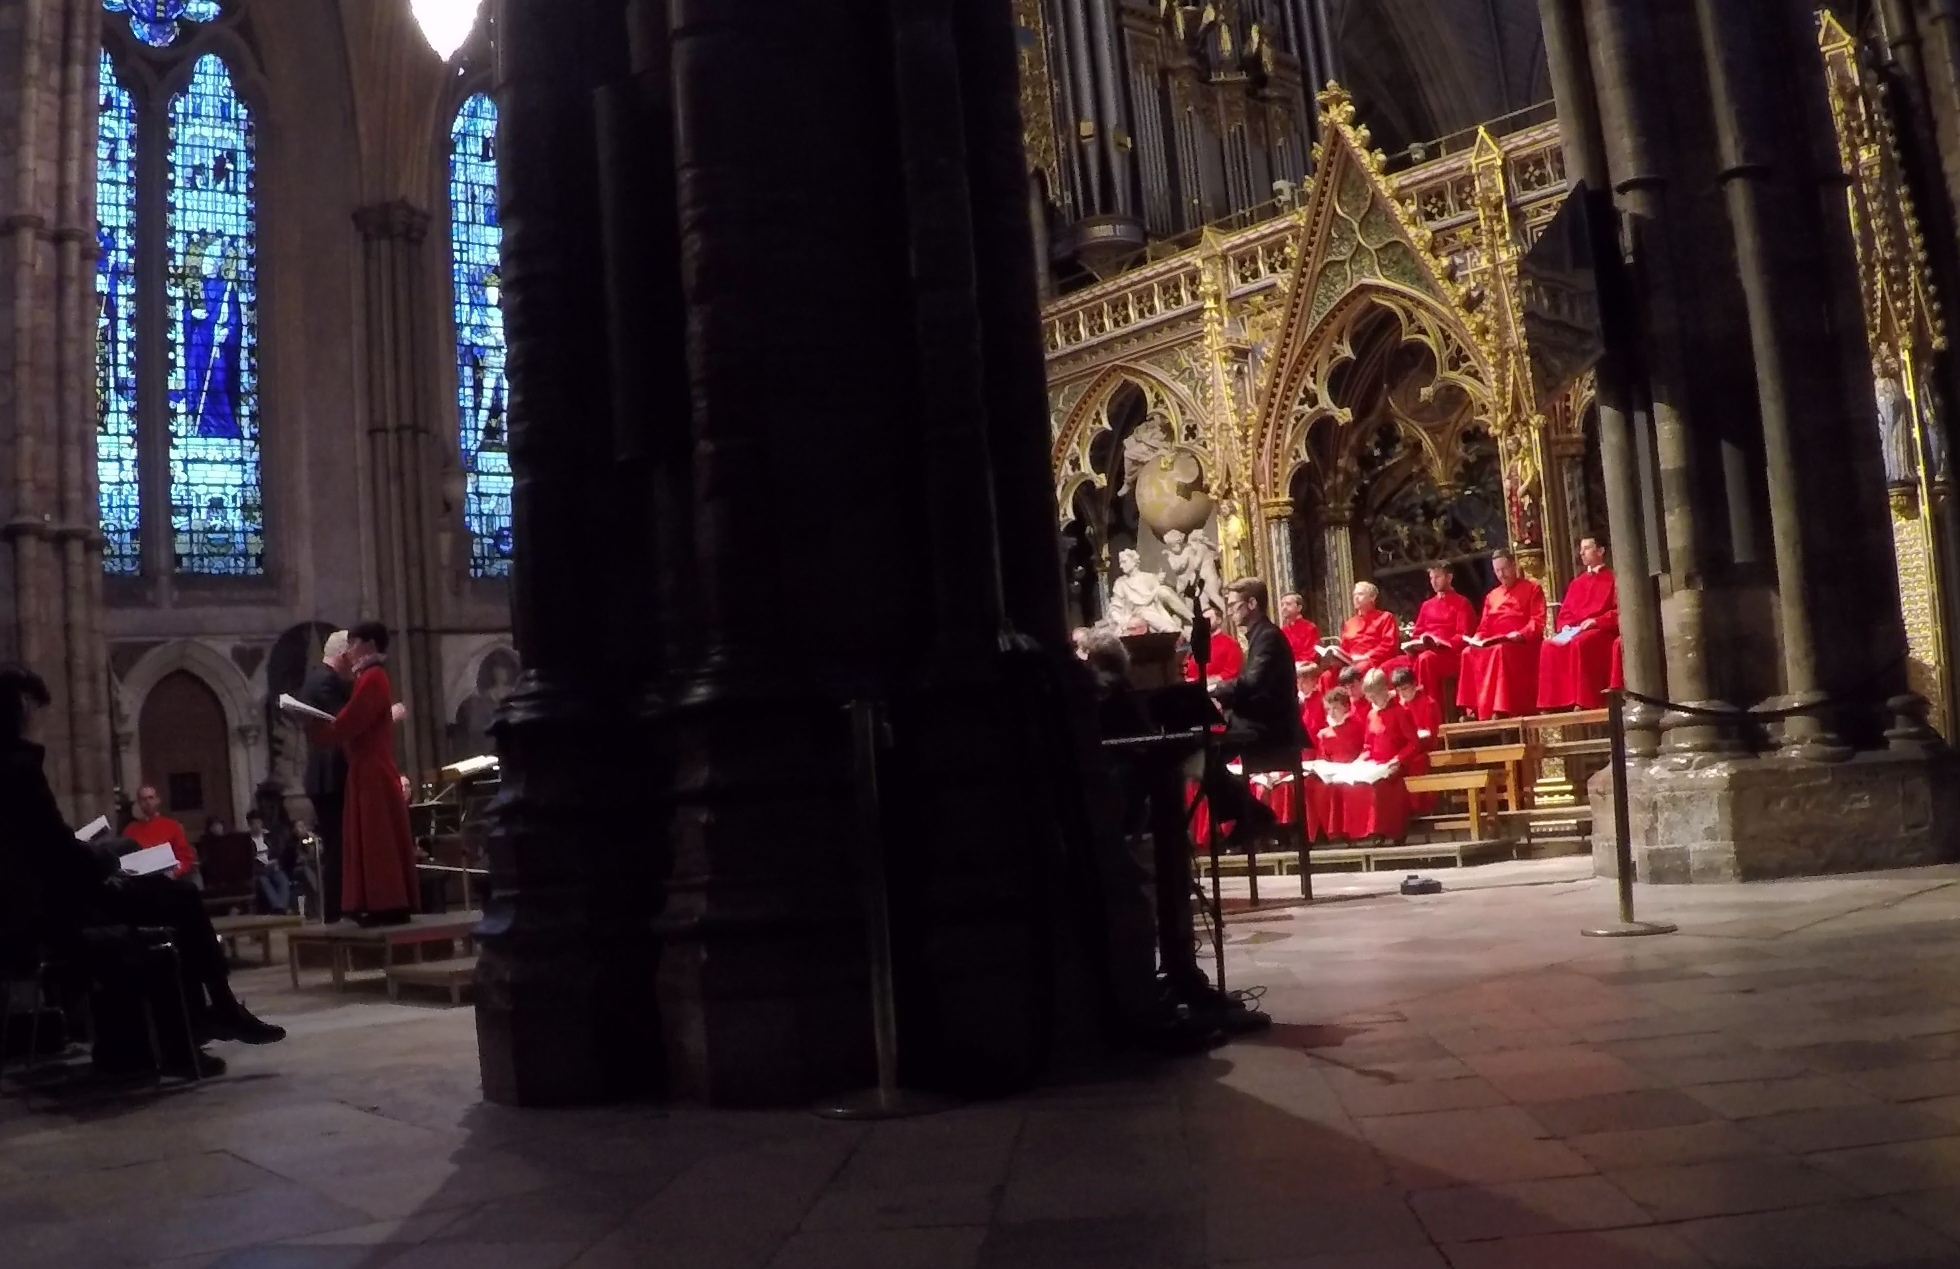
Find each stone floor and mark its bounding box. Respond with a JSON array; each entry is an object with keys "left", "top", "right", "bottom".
[{"left": 10, "top": 861, "right": 1960, "bottom": 1269}]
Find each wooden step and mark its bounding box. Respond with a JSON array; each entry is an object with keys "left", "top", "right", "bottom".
[{"left": 385, "top": 955, "right": 478, "bottom": 1005}]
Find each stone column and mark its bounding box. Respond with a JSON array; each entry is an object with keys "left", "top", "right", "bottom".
[
  {"left": 0, "top": 0, "right": 112, "bottom": 819},
  {"left": 1319, "top": 503, "right": 1356, "bottom": 627},
  {"left": 1580, "top": 0, "right": 1743, "bottom": 756},
  {"left": 476, "top": 0, "right": 660, "bottom": 1107},
  {"left": 352, "top": 201, "right": 446, "bottom": 780},
  {"left": 1261, "top": 501, "right": 1296, "bottom": 596}
]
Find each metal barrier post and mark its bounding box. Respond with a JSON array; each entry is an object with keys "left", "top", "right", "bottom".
[
  {"left": 814, "top": 700, "right": 954, "bottom": 1119},
  {"left": 1582, "top": 691, "right": 1677, "bottom": 939}
]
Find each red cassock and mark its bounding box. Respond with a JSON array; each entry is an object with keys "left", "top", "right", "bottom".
[
  {"left": 1537, "top": 568, "right": 1621, "bottom": 710},
  {"left": 1282, "top": 617, "right": 1321, "bottom": 669},
  {"left": 1184, "top": 630, "right": 1244, "bottom": 682},
  {"left": 1319, "top": 608, "right": 1401, "bottom": 695},
  {"left": 314, "top": 663, "right": 420, "bottom": 918},
  {"left": 1402, "top": 690, "right": 1444, "bottom": 812},
  {"left": 1609, "top": 637, "right": 1625, "bottom": 691},
  {"left": 1456, "top": 578, "right": 1546, "bottom": 720},
  {"left": 1308, "top": 714, "right": 1365, "bottom": 840},
  {"left": 1342, "top": 700, "right": 1422, "bottom": 840},
  {"left": 1408, "top": 591, "right": 1476, "bottom": 708}
]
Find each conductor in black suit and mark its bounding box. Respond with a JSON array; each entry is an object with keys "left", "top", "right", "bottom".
[
  {"left": 300, "top": 629, "right": 353, "bottom": 923},
  {"left": 1201, "top": 578, "right": 1304, "bottom": 843}
]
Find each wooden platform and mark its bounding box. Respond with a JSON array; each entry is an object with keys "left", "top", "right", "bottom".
[
  {"left": 212, "top": 913, "right": 302, "bottom": 965},
  {"left": 385, "top": 955, "right": 478, "bottom": 1006},
  {"left": 1197, "top": 838, "right": 1515, "bottom": 877},
  {"left": 287, "top": 912, "right": 482, "bottom": 991}
]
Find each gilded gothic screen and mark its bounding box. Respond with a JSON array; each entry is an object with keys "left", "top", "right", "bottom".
[
  {"left": 449, "top": 93, "right": 513, "bottom": 579},
  {"left": 94, "top": 3, "right": 264, "bottom": 578}
]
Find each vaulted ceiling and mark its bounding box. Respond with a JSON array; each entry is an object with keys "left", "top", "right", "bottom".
[{"left": 1336, "top": 0, "right": 1552, "bottom": 155}]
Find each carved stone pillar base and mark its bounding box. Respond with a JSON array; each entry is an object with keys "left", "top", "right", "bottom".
[{"left": 1590, "top": 749, "right": 1960, "bottom": 882}]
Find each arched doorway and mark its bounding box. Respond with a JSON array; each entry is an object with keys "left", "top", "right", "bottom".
[{"left": 138, "top": 670, "right": 234, "bottom": 835}]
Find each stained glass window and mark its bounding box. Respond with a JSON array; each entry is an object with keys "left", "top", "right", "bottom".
[
  {"left": 104, "top": 0, "right": 222, "bottom": 48},
  {"left": 165, "top": 54, "right": 262, "bottom": 575},
  {"left": 449, "top": 93, "right": 512, "bottom": 578},
  {"left": 96, "top": 51, "right": 142, "bottom": 576}
]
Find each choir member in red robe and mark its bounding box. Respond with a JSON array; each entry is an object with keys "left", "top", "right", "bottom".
[
  {"left": 1457, "top": 549, "right": 1547, "bottom": 720},
  {"left": 125, "top": 785, "right": 197, "bottom": 881},
  {"left": 1537, "top": 537, "right": 1622, "bottom": 710},
  {"left": 311, "top": 622, "right": 420, "bottom": 926},
  {"left": 1297, "top": 666, "right": 1327, "bottom": 746},
  {"left": 1279, "top": 592, "right": 1321, "bottom": 671},
  {"left": 1403, "top": 562, "right": 1477, "bottom": 711},
  {"left": 1343, "top": 671, "right": 1423, "bottom": 841},
  {"left": 1336, "top": 665, "right": 1372, "bottom": 723},
  {"left": 1317, "top": 582, "right": 1403, "bottom": 694},
  {"left": 1392, "top": 666, "right": 1444, "bottom": 812},
  {"left": 1307, "top": 690, "right": 1364, "bottom": 839},
  {"left": 1609, "top": 637, "right": 1625, "bottom": 691},
  {"left": 1182, "top": 608, "right": 1244, "bottom": 683}
]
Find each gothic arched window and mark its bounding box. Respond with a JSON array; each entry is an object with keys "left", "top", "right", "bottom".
[
  {"left": 448, "top": 93, "right": 512, "bottom": 579},
  {"left": 95, "top": 5, "right": 263, "bottom": 580}
]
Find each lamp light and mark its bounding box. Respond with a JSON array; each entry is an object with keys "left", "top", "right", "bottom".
[{"left": 411, "top": 0, "right": 483, "bottom": 61}]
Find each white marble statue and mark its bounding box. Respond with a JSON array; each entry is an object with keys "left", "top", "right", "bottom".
[
  {"left": 1118, "top": 411, "right": 1175, "bottom": 497},
  {"left": 1876, "top": 373, "right": 1918, "bottom": 486},
  {"left": 1107, "top": 547, "right": 1193, "bottom": 634},
  {"left": 1161, "top": 528, "right": 1225, "bottom": 619}
]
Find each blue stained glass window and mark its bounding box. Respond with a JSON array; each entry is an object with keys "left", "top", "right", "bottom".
[
  {"left": 165, "top": 54, "right": 262, "bottom": 576},
  {"left": 104, "top": 0, "right": 221, "bottom": 48},
  {"left": 96, "top": 52, "right": 142, "bottom": 576},
  {"left": 449, "top": 93, "right": 512, "bottom": 579}
]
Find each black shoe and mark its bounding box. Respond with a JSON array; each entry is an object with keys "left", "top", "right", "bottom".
[
  {"left": 205, "top": 1004, "right": 286, "bottom": 1045},
  {"left": 161, "top": 1048, "right": 227, "bottom": 1079}
]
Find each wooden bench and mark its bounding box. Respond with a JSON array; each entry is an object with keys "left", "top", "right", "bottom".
[
  {"left": 287, "top": 912, "right": 482, "bottom": 992},
  {"left": 385, "top": 955, "right": 478, "bottom": 1006},
  {"left": 212, "top": 913, "right": 302, "bottom": 965},
  {"left": 1427, "top": 743, "right": 1528, "bottom": 812},
  {"left": 1312, "top": 839, "right": 1512, "bottom": 872},
  {"left": 1405, "top": 769, "right": 1497, "bottom": 840}
]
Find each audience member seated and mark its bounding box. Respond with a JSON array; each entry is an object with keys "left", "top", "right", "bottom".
[
  {"left": 1342, "top": 670, "right": 1422, "bottom": 843},
  {"left": 1404, "top": 562, "right": 1476, "bottom": 711},
  {"left": 1457, "top": 548, "right": 1546, "bottom": 720},
  {"left": 0, "top": 665, "right": 285, "bottom": 1079},
  {"left": 124, "top": 784, "right": 197, "bottom": 885},
  {"left": 1182, "top": 606, "right": 1243, "bottom": 684},
  {"left": 245, "top": 809, "right": 293, "bottom": 915},
  {"left": 1538, "top": 536, "right": 1621, "bottom": 711}
]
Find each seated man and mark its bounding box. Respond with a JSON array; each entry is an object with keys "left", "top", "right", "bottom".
[
  {"left": 1317, "top": 582, "right": 1403, "bottom": 694},
  {"left": 1457, "top": 549, "right": 1546, "bottom": 720},
  {"left": 124, "top": 784, "right": 197, "bottom": 885},
  {"left": 1198, "top": 579, "right": 1302, "bottom": 847},
  {"left": 1403, "top": 562, "right": 1476, "bottom": 710},
  {"left": 245, "top": 809, "right": 292, "bottom": 915},
  {"left": 0, "top": 666, "right": 284, "bottom": 1078},
  {"left": 1538, "top": 536, "right": 1622, "bottom": 711},
  {"left": 1278, "top": 592, "right": 1321, "bottom": 672}
]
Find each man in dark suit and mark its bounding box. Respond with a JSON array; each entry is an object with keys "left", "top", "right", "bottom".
[
  {"left": 299, "top": 630, "right": 353, "bottom": 923},
  {"left": 1199, "top": 577, "right": 1304, "bottom": 845}
]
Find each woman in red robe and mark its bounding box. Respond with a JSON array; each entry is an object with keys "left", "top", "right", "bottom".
[
  {"left": 1343, "top": 672, "right": 1423, "bottom": 842},
  {"left": 312, "top": 621, "right": 419, "bottom": 926}
]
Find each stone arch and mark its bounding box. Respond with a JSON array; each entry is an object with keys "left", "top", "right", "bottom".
[
  {"left": 1051, "top": 363, "right": 1209, "bottom": 527},
  {"left": 116, "top": 640, "right": 266, "bottom": 827}
]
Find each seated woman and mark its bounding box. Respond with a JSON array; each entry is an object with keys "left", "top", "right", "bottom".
[
  {"left": 1305, "top": 690, "right": 1364, "bottom": 841},
  {"left": 1340, "top": 670, "right": 1423, "bottom": 844},
  {"left": 0, "top": 666, "right": 284, "bottom": 1078}
]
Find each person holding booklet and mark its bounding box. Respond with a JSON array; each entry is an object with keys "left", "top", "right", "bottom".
[
  {"left": 1305, "top": 689, "right": 1364, "bottom": 839},
  {"left": 1392, "top": 666, "right": 1443, "bottom": 813},
  {"left": 1315, "top": 581, "right": 1404, "bottom": 697},
  {"left": 1401, "top": 562, "right": 1477, "bottom": 711},
  {"left": 1537, "top": 537, "right": 1622, "bottom": 711},
  {"left": 288, "top": 621, "right": 420, "bottom": 926},
  {"left": 0, "top": 664, "right": 284, "bottom": 1078},
  {"left": 1340, "top": 670, "right": 1423, "bottom": 842},
  {"left": 1278, "top": 592, "right": 1321, "bottom": 672},
  {"left": 1456, "top": 549, "right": 1547, "bottom": 720}
]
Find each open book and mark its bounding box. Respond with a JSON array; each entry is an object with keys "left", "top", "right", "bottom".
[
  {"left": 278, "top": 693, "right": 335, "bottom": 724},
  {"left": 1315, "top": 643, "right": 1352, "bottom": 665},
  {"left": 74, "top": 814, "right": 111, "bottom": 843},
  {"left": 1547, "top": 625, "right": 1581, "bottom": 647},
  {"left": 1303, "top": 758, "right": 1397, "bottom": 786},
  {"left": 1401, "top": 634, "right": 1443, "bottom": 654},
  {"left": 118, "top": 843, "right": 179, "bottom": 877}
]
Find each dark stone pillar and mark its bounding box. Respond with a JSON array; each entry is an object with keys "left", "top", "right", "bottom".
[
  {"left": 475, "top": 0, "right": 661, "bottom": 1107},
  {"left": 352, "top": 201, "right": 447, "bottom": 780}
]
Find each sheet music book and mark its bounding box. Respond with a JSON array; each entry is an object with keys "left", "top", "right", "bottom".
[
  {"left": 1401, "top": 636, "right": 1441, "bottom": 654},
  {"left": 278, "top": 693, "right": 335, "bottom": 724},
  {"left": 1317, "top": 644, "right": 1352, "bottom": 664},
  {"left": 74, "top": 814, "right": 110, "bottom": 843},
  {"left": 118, "top": 843, "right": 178, "bottom": 877},
  {"left": 441, "top": 754, "right": 500, "bottom": 778},
  {"left": 1304, "top": 759, "right": 1397, "bottom": 786},
  {"left": 1547, "top": 626, "right": 1581, "bottom": 647}
]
